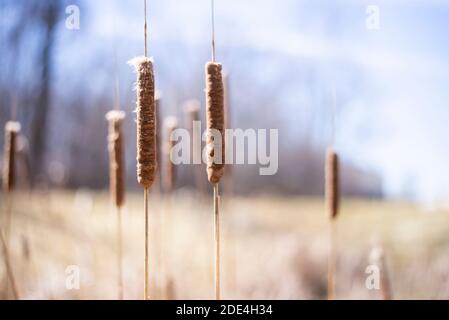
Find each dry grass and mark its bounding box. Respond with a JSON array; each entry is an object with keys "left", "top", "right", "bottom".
[{"left": 1, "top": 191, "right": 449, "bottom": 300}]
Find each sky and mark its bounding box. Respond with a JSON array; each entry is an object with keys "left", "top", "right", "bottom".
[{"left": 54, "top": 0, "right": 449, "bottom": 202}]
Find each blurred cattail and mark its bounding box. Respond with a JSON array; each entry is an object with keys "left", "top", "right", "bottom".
[
  {"left": 369, "top": 246, "right": 393, "bottom": 300},
  {"left": 164, "top": 117, "right": 178, "bottom": 193},
  {"left": 205, "top": 62, "right": 225, "bottom": 184},
  {"left": 3, "top": 121, "right": 20, "bottom": 192},
  {"left": 326, "top": 147, "right": 339, "bottom": 300},
  {"left": 130, "top": 56, "right": 157, "bottom": 189},
  {"left": 326, "top": 148, "right": 339, "bottom": 220},
  {"left": 106, "top": 110, "right": 126, "bottom": 208}
]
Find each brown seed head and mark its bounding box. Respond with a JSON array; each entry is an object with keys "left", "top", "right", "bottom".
[
  {"left": 326, "top": 148, "right": 339, "bottom": 220},
  {"left": 106, "top": 110, "right": 126, "bottom": 208},
  {"left": 130, "top": 56, "right": 157, "bottom": 189},
  {"left": 3, "top": 121, "right": 20, "bottom": 192},
  {"left": 205, "top": 62, "right": 225, "bottom": 184}
]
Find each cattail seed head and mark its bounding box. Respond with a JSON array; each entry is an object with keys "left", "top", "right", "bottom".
[
  {"left": 106, "top": 110, "right": 126, "bottom": 208},
  {"left": 164, "top": 117, "right": 178, "bottom": 193},
  {"left": 130, "top": 56, "right": 157, "bottom": 189},
  {"left": 3, "top": 121, "right": 21, "bottom": 192},
  {"left": 326, "top": 148, "right": 339, "bottom": 220},
  {"left": 205, "top": 62, "right": 225, "bottom": 184}
]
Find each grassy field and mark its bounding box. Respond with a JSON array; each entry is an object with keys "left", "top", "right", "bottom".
[{"left": 1, "top": 190, "right": 449, "bottom": 300}]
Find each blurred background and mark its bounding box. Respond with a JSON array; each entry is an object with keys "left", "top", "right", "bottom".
[{"left": 1, "top": 0, "right": 449, "bottom": 300}]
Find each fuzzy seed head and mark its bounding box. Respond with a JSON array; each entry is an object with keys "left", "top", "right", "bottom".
[
  {"left": 130, "top": 56, "right": 157, "bottom": 189},
  {"left": 3, "top": 121, "right": 20, "bottom": 192},
  {"left": 205, "top": 62, "right": 225, "bottom": 184},
  {"left": 106, "top": 111, "right": 126, "bottom": 207},
  {"left": 326, "top": 148, "right": 339, "bottom": 220}
]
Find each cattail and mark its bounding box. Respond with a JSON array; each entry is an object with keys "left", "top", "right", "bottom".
[
  {"left": 205, "top": 62, "right": 225, "bottom": 184},
  {"left": 3, "top": 121, "right": 20, "bottom": 192},
  {"left": 369, "top": 246, "right": 393, "bottom": 300},
  {"left": 106, "top": 111, "right": 126, "bottom": 208},
  {"left": 164, "top": 117, "right": 178, "bottom": 193},
  {"left": 132, "top": 0, "right": 156, "bottom": 300},
  {"left": 326, "top": 147, "right": 339, "bottom": 300},
  {"left": 207, "top": 0, "right": 225, "bottom": 301},
  {"left": 130, "top": 56, "right": 157, "bottom": 189},
  {"left": 326, "top": 148, "right": 339, "bottom": 219}
]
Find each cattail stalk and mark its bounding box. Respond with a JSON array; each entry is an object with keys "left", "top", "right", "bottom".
[
  {"left": 106, "top": 111, "right": 126, "bottom": 208},
  {"left": 131, "top": 0, "right": 156, "bottom": 300},
  {"left": 326, "top": 148, "right": 339, "bottom": 300},
  {"left": 130, "top": 54, "right": 157, "bottom": 300},
  {"left": 3, "top": 121, "right": 20, "bottom": 241},
  {"left": 3, "top": 122, "right": 20, "bottom": 245},
  {"left": 205, "top": 61, "right": 225, "bottom": 300},
  {"left": 206, "top": 0, "right": 225, "bottom": 301},
  {"left": 2, "top": 115, "right": 21, "bottom": 299},
  {"left": 213, "top": 183, "right": 221, "bottom": 300},
  {"left": 106, "top": 110, "right": 126, "bottom": 300}
]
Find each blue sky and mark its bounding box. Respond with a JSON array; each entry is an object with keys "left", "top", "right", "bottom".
[{"left": 55, "top": 0, "right": 449, "bottom": 202}]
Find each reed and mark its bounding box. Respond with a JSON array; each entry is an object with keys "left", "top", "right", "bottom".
[
  {"left": 326, "top": 147, "right": 339, "bottom": 300},
  {"left": 3, "top": 121, "right": 20, "bottom": 244},
  {"left": 131, "top": 55, "right": 157, "bottom": 300},
  {"left": 106, "top": 110, "right": 126, "bottom": 300},
  {"left": 1, "top": 106, "right": 21, "bottom": 299},
  {"left": 205, "top": 0, "right": 225, "bottom": 301},
  {"left": 3, "top": 121, "right": 20, "bottom": 193},
  {"left": 129, "top": 0, "right": 157, "bottom": 300}
]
